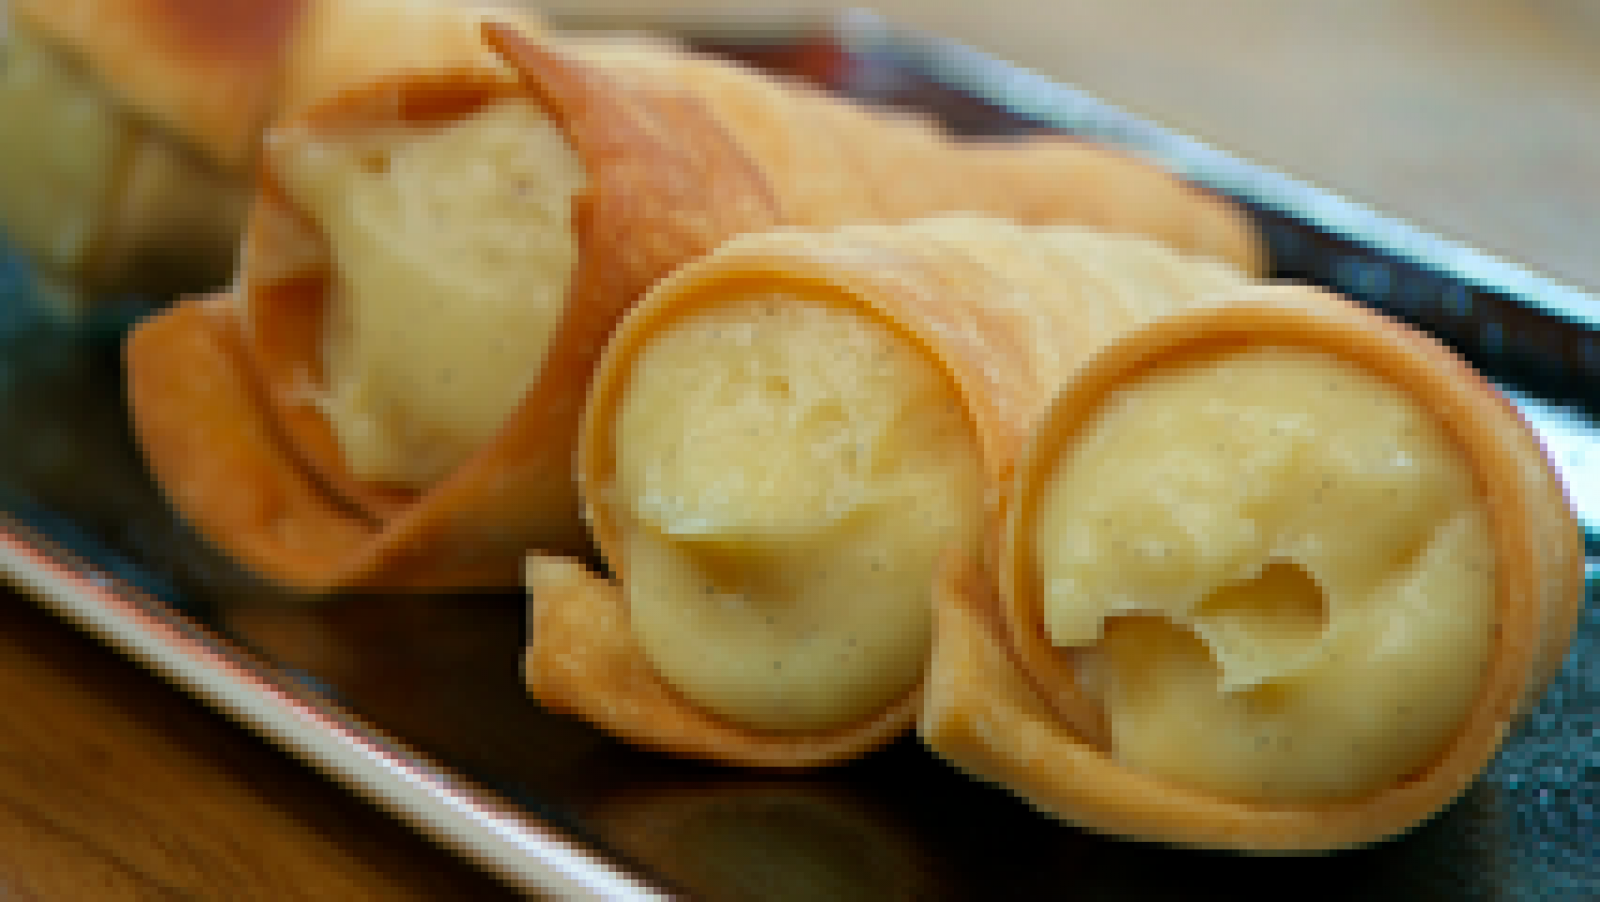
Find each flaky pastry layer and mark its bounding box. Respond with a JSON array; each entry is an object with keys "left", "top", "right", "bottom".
[
  {"left": 129, "top": 57, "right": 778, "bottom": 589},
  {"left": 529, "top": 217, "right": 1248, "bottom": 766},
  {"left": 919, "top": 289, "right": 1584, "bottom": 851},
  {"left": 1, "top": 0, "right": 547, "bottom": 295}
]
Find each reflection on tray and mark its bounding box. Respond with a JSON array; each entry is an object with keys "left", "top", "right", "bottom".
[{"left": 2, "top": 12, "right": 1598, "bottom": 900}]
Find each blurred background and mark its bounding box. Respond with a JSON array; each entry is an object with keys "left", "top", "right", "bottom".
[
  {"left": 548, "top": 0, "right": 1600, "bottom": 293},
  {"left": 0, "top": 3, "right": 1593, "bottom": 898}
]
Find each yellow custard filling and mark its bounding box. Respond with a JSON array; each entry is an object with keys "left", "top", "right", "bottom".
[
  {"left": 1034, "top": 347, "right": 1494, "bottom": 802},
  {"left": 612, "top": 294, "right": 984, "bottom": 732},
  {"left": 0, "top": 26, "right": 130, "bottom": 276},
  {"left": 274, "top": 97, "right": 586, "bottom": 487}
]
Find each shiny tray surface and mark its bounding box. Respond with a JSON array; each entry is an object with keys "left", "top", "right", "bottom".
[{"left": 1, "top": 14, "right": 1596, "bottom": 900}]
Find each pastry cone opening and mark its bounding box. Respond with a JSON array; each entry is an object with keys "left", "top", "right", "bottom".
[
  {"left": 129, "top": 39, "right": 780, "bottom": 589},
  {"left": 241, "top": 38, "right": 779, "bottom": 525},
  {"left": 930, "top": 291, "right": 1585, "bottom": 848},
  {"left": 552, "top": 219, "right": 1252, "bottom": 761},
  {"left": 1015, "top": 340, "right": 1500, "bottom": 805},
  {"left": 260, "top": 75, "right": 584, "bottom": 491},
  {"left": 604, "top": 287, "right": 985, "bottom": 733},
  {"left": 523, "top": 552, "right": 921, "bottom": 768}
]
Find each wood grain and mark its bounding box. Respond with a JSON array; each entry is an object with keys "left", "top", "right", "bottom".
[
  {"left": 0, "top": 590, "right": 524, "bottom": 901},
  {"left": 0, "top": 1, "right": 1592, "bottom": 897}
]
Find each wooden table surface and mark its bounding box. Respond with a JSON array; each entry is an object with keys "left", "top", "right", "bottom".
[
  {"left": 0, "top": 595, "right": 520, "bottom": 901},
  {"left": 2, "top": 1, "right": 1595, "bottom": 899}
]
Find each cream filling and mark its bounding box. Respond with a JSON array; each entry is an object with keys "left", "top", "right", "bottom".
[
  {"left": 0, "top": 26, "right": 130, "bottom": 276},
  {"left": 612, "top": 295, "right": 985, "bottom": 733},
  {"left": 274, "top": 97, "right": 585, "bottom": 487},
  {"left": 1034, "top": 347, "right": 1495, "bottom": 803}
]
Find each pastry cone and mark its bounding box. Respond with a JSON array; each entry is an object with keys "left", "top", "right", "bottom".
[
  {"left": 129, "top": 26, "right": 1264, "bottom": 591},
  {"left": 128, "top": 60, "right": 780, "bottom": 589},
  {"left": 527, "top": 217, "right": 1249, "bottom": 767},
  {"left": 919, "top": 290, "right": 1585, "bottom": 851},
  {"left": 0, "top": 12, "right": 253, "bottom": 300},
  {"left": 0, "top": 0, "right": 546, "bottom": 300},
  {"left": 502, "top": 26, "right": 1266, "bottom": 276}
]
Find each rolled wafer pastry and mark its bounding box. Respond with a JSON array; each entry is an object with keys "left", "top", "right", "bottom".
[
  {"left": 128, "top": 58, "right": 781, "bottom": 589},
  {"left": 275, "top": 0, "right": 550, "bottom": 122},
  {"left": 125, "top": 292, "right": 376, "bottom": 586},
  {"left": 0, "top": 0, "right": 546, "bottom": 300},
  {"left": 918, "top": 289, "right": 1585, "bottom": 851},
  {"left": 0, "top": 1, "right": 288, "bottom": 299},
  {"left": 499, "top": 26, "right": 1266, "bottom": 276},
  {"left": 128, "top": 28, "right": 1265, "bottom": 590},
  {"left": 525, "top": 217, "right": 1250, "bottom": 767}
]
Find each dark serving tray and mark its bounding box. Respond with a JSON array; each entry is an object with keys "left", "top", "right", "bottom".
[{"left": 1, "top": 11, "right": 1595, "bottom": 900}]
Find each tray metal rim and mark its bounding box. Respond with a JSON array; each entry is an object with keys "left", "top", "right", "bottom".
[
  {"left": 2, "top": 7, "right": 1596, "bottom": 898},
  {"left": 828, "top": 9, "right": 1600, "bottom": 324},
  {"left": 0, "top": 511, "right": 666, "bottom": 901}
]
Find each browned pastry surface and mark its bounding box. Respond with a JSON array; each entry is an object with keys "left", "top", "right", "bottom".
[{"left": 920, "top": 290, "right": 1584, "bottom": 851}]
